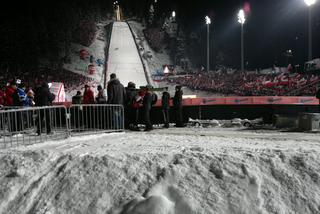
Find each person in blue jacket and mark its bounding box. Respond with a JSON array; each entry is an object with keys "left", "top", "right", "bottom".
[{"left": 17, "top": 83, "right": 30, "bottom": 107}]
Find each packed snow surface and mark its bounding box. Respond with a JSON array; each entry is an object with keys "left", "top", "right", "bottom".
[
  {"left": 1, "top": 127, "right": 320, "bottom": 214},
  {"left": 107, "top": 22, "right": 148, "bottom": 88}
]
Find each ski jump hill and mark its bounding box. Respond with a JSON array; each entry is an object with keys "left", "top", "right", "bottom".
[{"left": 106, "top": 21, "right": 149, "bottom": 88}]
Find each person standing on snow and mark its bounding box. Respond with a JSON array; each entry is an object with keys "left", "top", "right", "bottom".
[
  {"left": 107, "top": 73, "right": 126, "bottom": 129},
  {"left": 82, "top": 85, "right": 95, "bottom": 104},
  {"left": 96, "top": 85, "right": 107, "bottom": 104},
  {"left": 125, "top": 82, "right": 138, "bottom": 129},
  {"left": 72, "top": 91, "right": 82, "bottom": 104},
  {"left": 173, "top": 85, "right": 184, "bottom": 127},
  {"left": 34, "top": 80, "right": 55, "bottom": 135},
  {"left": 5, "top": 81, "right": 19, "bottom": 106},
  {"left": 142, "top": 85, "right": 153, "bottom": 131},
  {"left": 107, "top": 73, "right": 126, "bottom": 105},
  {"left": 161, "top": 87, "right": 170, "bottom": 128}
]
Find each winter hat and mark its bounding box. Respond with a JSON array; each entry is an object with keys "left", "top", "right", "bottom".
[
  {"left": 110, "top": 73, "right": 116, "bottom": 79},
  {"left": 127, "top": 82, "right": 136, "bottom": 89}
]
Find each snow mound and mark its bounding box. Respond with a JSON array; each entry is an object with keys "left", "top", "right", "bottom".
[{"left": 1, "top": 129, "right": 320, "bottom": 214}]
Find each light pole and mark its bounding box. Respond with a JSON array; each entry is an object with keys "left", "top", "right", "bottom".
[
  {"left": 238, "top": 9, "right": 246, "bottom": 72},
  {"left": 304, "top": 0, "right": 317, "bottom": 61},
  {"left": 205, "top": 16, "right": 211, "bottom": 72}
]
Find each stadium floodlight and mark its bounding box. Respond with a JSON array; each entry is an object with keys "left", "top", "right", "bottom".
[
  {"left": 237, "top": 9, "right": 246, "bottom": 24},
  {"left": 205, "top": 16, "right": 211, "bottom": 72},
  {"left": 304, "top": 0, "right": 317, "bottom": 60},
  {"left": 205, "top": 16, "right": 211, "bottom": 25},
  {"left": 238, "top": 9, "right": 246, "bottom": 72},
  {"left": 304, "top": 0, "right": 317, "bottom": 6},
  {"left": 172, "top": 11, "right": 176, "bottom": 18}
]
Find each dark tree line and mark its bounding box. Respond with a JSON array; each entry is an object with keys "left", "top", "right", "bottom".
[{"left": 0, "top": 0, "right": 114, "bottom": 72}]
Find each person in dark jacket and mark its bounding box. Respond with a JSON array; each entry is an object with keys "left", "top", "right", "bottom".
[
  {"left": 34, "top": 81, "right": 55, "bottom": 135},
  {"left": 125, "top": 82, "right": 138, "bottom": 129},
  {"left": 96, "top": 85, "right": 107, "bottom": 104},
  {"left": 107, "top": 73, "right": 126, "bottom": 105},
  {"left": 173, "top": 85, "right": 184, "bottom": 127},
  {"left": 34, "top": 82, "right": 55, "bottom": 107},
  {"left": 107, "top": 73, "right": 126, "bottom": 129},
  {"left": 72, "top": 91, "right": 82, "bottom": 104},
  {"left": 162, "top": 87, "right": 170, "bottom": 128},
  {"left": 71, "top": 91, "right": 83, "bottom": 130},
  {"left": 142, "top": 85, "right": 153, "bottom": 131}
]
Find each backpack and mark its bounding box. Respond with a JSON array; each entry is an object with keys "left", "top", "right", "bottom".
[{"left": 151, "top": 93, "right": 158, "bottom": 105}]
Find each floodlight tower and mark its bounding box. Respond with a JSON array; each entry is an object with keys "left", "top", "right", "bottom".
[
  {"left": 304, "top": 0, "right": 317, "bottom": 61},
  {"left": 238, "top": 9, "right": 246, "bottom": 72},
  {"left": 205, "top": 16, "right": 211, "bottom": 72}
]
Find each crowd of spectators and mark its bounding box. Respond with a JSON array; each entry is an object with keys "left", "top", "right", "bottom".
[
  {"left": 170, "top": 71, "right": 319, "bottom": 96},
  {"left": 0, "top": 68, "right": 94, "bottom": 103}
]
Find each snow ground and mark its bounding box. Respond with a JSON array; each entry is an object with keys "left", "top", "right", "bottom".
[{"left": 1, "top": 127, "right": 320, "bottom": 214}]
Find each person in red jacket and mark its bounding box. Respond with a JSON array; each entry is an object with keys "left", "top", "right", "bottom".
[
  {"left": 82, "top": 85, "right": 95, "bottom": 104},
  {"left": 5, "top": 81, "right": 18, "bottom": 106},
  {"left": 82, "top": 84, "right": 95, "bottom": 129}
]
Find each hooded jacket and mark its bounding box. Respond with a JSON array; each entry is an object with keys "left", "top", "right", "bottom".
[{"left": 107, "top": 78, "right": 126, "bottom": 105}]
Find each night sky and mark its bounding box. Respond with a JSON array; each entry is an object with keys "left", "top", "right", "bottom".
[
  {"left": 1, "top": 0, "right": 320, "bottom": 71},
  {"left": 125, "top": 0, "right": 320, "bottom": 69}
]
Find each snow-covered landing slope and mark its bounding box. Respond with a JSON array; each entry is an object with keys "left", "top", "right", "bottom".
[
  {"left": 107, "top": 22, "right": 148, "bottom": 88},
  {"left": 1, "top": 128, "right": 320, "bottom": 214}
]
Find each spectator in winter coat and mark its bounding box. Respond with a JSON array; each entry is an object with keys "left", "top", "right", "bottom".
[
  {"left": 142, "top": 85, "right": 153, "bottom": 131},
  {"left": 82, "top": 85, "right": 95, "bottom": 104},
  {"left": 125, "top": 82, "right": 138, "bottom": 129},
  {"left": 34, "top": 81, "right": 55, "bottom": 135},
  {"left": 72, "top": 91, "right": 82, "bottom": 104},
  {"left": 173, "top": 85, "right": 184, "bottom": 127},
  {"left": 17, "top": 83, "right": 29, "bottom": 107},
  {"left": 161, "top": 87, "right": 170, "bottom": 128},
  {"left": 26, "top": 89, "right": 35, "bottom": 107},
  {"left": 96, "top": 85, "right": 107, "bottom": 104},
  {"left": 5, "top": 81, "right": 19, "bottom": 106},
  {"left": 5, "top": 81, "right": 21, "bottom": 132},
  {"left": 107, "top": 73, "right": 126, "bottom": 105},
  {"left": 34, "top": 82, "right": 55, "bottom": 107}
]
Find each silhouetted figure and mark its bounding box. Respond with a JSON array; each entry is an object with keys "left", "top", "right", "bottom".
[{"left": 162, "top": 87, "right": 170, "bottom": 128}]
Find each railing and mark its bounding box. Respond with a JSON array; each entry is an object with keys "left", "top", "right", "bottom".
[
  {"left": 0, "top": 104, "right": 124, "bottom": 149},
  {"left": 68, "top": 104, "right": 124, "bottom": 135},
  {"left": 0, "top": 106, "right": 69, "bottom": 149}
]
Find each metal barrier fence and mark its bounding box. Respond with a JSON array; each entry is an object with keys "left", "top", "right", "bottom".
[
  {"left": 0, "top": 104, "right": 124, "bottom": 149},
  {"left": 68, "top": 104, "right": 124, "bottom": 135},
  {"left": 0, "top": 106, "right": 69, "bottom": 149}
]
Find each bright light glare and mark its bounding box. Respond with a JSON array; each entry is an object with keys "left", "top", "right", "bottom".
[
  {"left": 172, "top": 11, "right": 176, "bottom": 18},
  {"left": 205, "top": 16, "right": 211, "bottom": 25},
  {"left": 238, "top": 9, "right": 246, "bottom": 24},
  {"left": 304, "top": 0, "right": 317, "bottom": 6}
]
